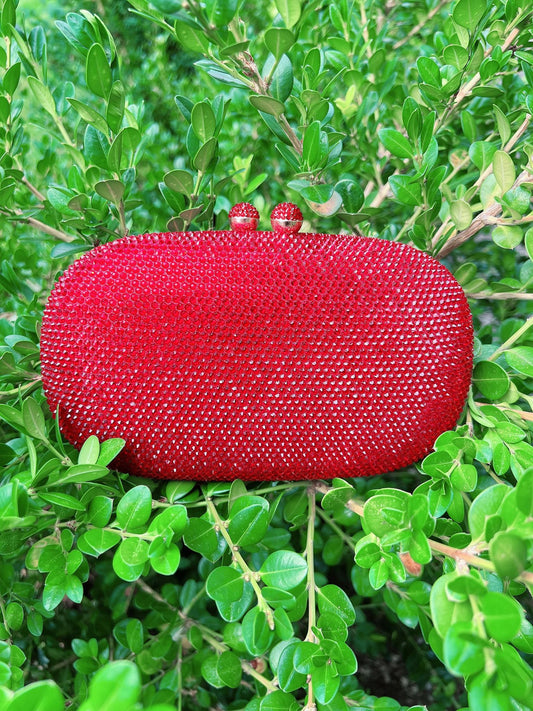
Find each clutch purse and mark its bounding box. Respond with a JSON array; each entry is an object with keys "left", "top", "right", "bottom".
[{"left": 40, "top": 202, "right": 473, "bottom": 481}]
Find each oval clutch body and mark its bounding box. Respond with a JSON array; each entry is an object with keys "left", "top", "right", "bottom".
[{"left": 40, "top": 206, "right": 473, "bottom": 481}]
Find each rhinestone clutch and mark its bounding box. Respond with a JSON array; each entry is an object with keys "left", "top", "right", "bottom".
[{"left": 40, "top": 203, "right": 473, "bottom": 481}]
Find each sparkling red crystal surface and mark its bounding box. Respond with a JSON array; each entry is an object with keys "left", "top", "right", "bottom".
[{"left": 40, "top": 230, "right": 473, "bottom": 481}]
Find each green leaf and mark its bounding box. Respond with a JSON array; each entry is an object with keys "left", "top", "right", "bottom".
[
  {"left": 493, "top": 105, "right": 511, "bottom": 145},
  {"left": 206, "top": 566, "right": 244, "bottom": 603},
  {"left": 311, "top": 660, "right": 340, "bottom": 705},
  {"left": 109, "top": 540, "right": 147, "bottom": 580},
  {"left": 241, "top": 607, "right": 274, "bottom": 655},
  {"left": 317, "top": 610, "right": 348, "bottom": 642},
  {"left": 216, "top": 650, "right": 242, "bottom": 688},
  {"left": 260, "top": 550, "right": 307, "bottom": 590},
  {"left": 84, "top": 125, "right": 109, "bottom": 169},
  {"left": 443, "top": 44, "right": 469, "bottom": 68},
  {"left": 39, "top": 492, "right": 86, "bottom": 512},
  {"left": 27, "top": 76, "right": 56, "bottom": 116},
  {"left": 472, "top": 361, "right": 510, "bottom": 400},
  {"left": 78, "top": 435, "right": 100, "bottom": 465},
  {"left": 79, "top": 528, "right": 121, "bottom": 556},
  {"left": 299, "top": 184, "right": 337, "bottom": 208},
  {"left": 378, "top": 128, "right": 413, "bottom": 159},
  {"left": 228, "top": 495, "right": 270, "bottom": 546},
  {"left": 363, "top": 491, "right": 409, "bottom": 535},
  {"left": 67, "top": 97, "right": 108, "bottom": 134},
  {"left": 260, "top": 690, "right": 298, "bottom": 710},
  {"left": 164, "top": 170, "right": 194, "bottom": 195},
  {"left": 417, "top": 57, "right": 441, "bottom": 87},
  {"left": 450, "top": 199, "right": 472, "bottom": 230},
  {"left": 150, "top": 543, "right": 181, "bottom": 575},
  {"left": 430, "top": 574, "right": 475, "bottom": 638},
  {"left": 116, "top": 485, "right": 152, "bottom": 531},
  {"left": 450, "top": 463, "right": 477, "bottom": 492},
  {"left": 174, "top": 19, "right": 209, "bottom": 53},
  {"left": 191, "top": 102, "right": 216, "bottom": 142},
  {"left": 95, "top": 180, "right": 125, "bottom": 204},
  {"left": 43, "top": 571, "right": 68, "bottom": 611},
  {"left": 302, "top": 120, "right": 321, "bottom": 168},
  {"left": 79, "top": 661, "right": 140, "bottom": 711},
  {"left": 216, "top": 581, "right": 254, "bottom": 622},
  {"left": 22, "top": 398, "right": 47, "bottom": 440},
  {"left": 113, "top": 541, "right": 146, "bottom": 582},
  {"left": 492, "top": 150, "right": 515, "bottom": 193},
  {"left": 148, "top": 505, "right": 187, "bottom": 536},
  {"left": 388, "top": 175, "right": 422, "bottom": 206},
  {"left": 354, "top": 537, "right": 381, "bottom": 568},
  {"left": 125, "top": 618, "right": 144, "bottom": 654},
  {"left": 468, "top": 484, "right": 508, "bottom": 541},
  {"left": 202, "top": 654, "right": 225, "bottom": 688},
  {"left": 65, "top": 574, "right": 83, "bottom": 603},
  {"left": 293, "top": 641, "right": 321, "bottom": 673},
  {"left": 86, "top": 43, "right": 112, "bottom": 99},
  {"left": 97, "top": 438, "right": 125, "bottom": 466},
  {"left": 316, "top": 585, "right": 356, "bottom": 626},
  {"left": 3, "top": 62, "right": 20, "bottom": 95},
  {"left": 8, "top": 681, "right": 64, "bottom": 711},
  {"left": 481, "top": 591, "right": 523, "bottom": 642},
  {"left": 335, "top": 179, "right": 364, "bottom": 214},
  {"left": 494, "top": 421, "right": 525, "bottom": 444},
  {"left": 106, "top": 80, "right": 125, "bottom": 133},
  {"left": 489, "top": 532, "right": 527, "bottom": 579},
  {"left": 261, "top": 587, "right": 296, "bottom": 610},
  {"left": 193, "top": 136, "right": 218, "bottom": 172},
  {"left": 492, "top": 225, "right": 522, "bottom": 249},
  {"left": 6, "top": 601, "right": 23, "bottom": 630},
  {"left": 274, "top": 0, "right": 301, "bottom": 28},
  {"left": 249, "top": 94, "right": 286, "bottom": 118},
  {"left": 505, "top": 346, "right": 533, "bottom": 377},
  {"left": 515, "top": 469, "right": 533, "bottom": 517},
  {"left": 443, "top": 622, "right": 485, "bottom": 676},
  {"left": 264, "top": 28, "right": 295, "bottom": 59},
  {"left": 453, "top": 0, "right": 487, "bottom": 30},
  {"left": 166, "top": 481, "right": 196, "bottom": 503},
  {"left": 183, "top": 517, "right": 219, "bottom": 558},
  {"left": 525, "top": 227, "right": 533, "bottom": 260},
  {"left": 469, "top": 141, "right": 497, "bottom": 171},
  {"left": 108, "top": 126, "right": 141, "bottom": 172},
  {"left": 277, "top": 643, "right": 307, "bottom": 692},
  {"left": 0, "top": 0, "right": 15, "bottom": 36}
]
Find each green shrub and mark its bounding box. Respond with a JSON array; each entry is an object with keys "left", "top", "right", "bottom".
[{"left": 0, "top": 0, "right": 532, "bottom": 709}]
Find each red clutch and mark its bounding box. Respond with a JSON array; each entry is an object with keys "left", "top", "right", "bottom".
[{"left": 40, "top": 203, "right": 473, "bottom": 481}]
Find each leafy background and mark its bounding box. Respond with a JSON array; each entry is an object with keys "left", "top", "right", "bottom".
[{"left": 0, "top": 0, "right": 532, "bottom": 710}]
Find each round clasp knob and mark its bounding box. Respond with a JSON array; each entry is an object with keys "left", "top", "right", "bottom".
[
  {"left": 229, "top": 202, "right": 259, "bottom": 231},
  {"left": 270, "top": 203, "right": 303, "bottom": 233}
]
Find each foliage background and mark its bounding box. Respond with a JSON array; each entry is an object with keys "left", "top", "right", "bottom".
[{"left": 0, "top": 0, "right": 532, "bottom": 710}]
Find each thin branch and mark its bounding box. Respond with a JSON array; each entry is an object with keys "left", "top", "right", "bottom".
[
  {"left": 242, "top": 661, "right": 278, "bottom": 694},
  {"left": 136, "top": 578, "right": 174, "bottom": 608},
  {"left": 488, "top": 314, "right": 533, "bottom": 361},
  {"left": 430, "top": 540, "right": 533, "bottom": 585},
  {"left": 467, "top": 291, "right": 533, "bottom": 301},
  {"left": 392, "top": 0, "right": 448, "bottom": 49},
  {"left": 0, "top": 379, "right": 42, "bottom": 403},
  {"left": 432, "top": 114, "right": 531, "bottom": 252},
  {"left": 436, "top": 169, "right": 533, "bottom": 257},
  {"left": 12, "top": 211, "right": 75, "bottom": 242},
  {"left": 314, "top": 482, "right": 533, "bottom": 585},
  {"left": 205, "top": 496, "right": 275, "bottom": 630},
  {"left": 21, "top": 177, "right": 47, "bottom": 203},
  {"left": 435, "top": 26, "right": 521, "bottom": 131}
]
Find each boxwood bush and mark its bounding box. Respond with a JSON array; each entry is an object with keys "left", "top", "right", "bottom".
[{"left": 0, "top": 0, "right": 532, "bottom": 710}]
